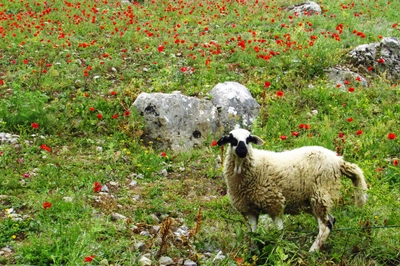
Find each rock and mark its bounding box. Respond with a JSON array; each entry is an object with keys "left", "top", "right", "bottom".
[
  {"left": 346, "top": 37, "right": 400, "bottom": 81},
  {"left": 183, "top": 259, "right": 197, "bottom": 266},
  {"left": 213, "top": 250, "right": 226, "bottom": 262},
  {"left": 128, "top": 180, "right": 138, "bottom": 187},
  {"left": 209, "top": 81, "right": 260, "bottom": 133},
  {"left": 133, "top": 91, "right": 218, "bottom": 152},
  {"left": 139, "top": 254, "right": 152, "bottom": 266},
  {"left": 134, "top": 241, "right": 147, "bottom": 252},
  {"left": 100, "top": 184, "right": 109, "bottom": 193},
  {"left": 325, "top": 66, "right": 369, "bottom": 89},
  {"left": 110, "top": 213, "right": 126, "bottom": 221},
  {"left": 158, "top": 169, "right": 168, "bottom": 177},
  {"left": 0, "top": 133, "right": 19, "bottom": 144},
  {"left": 286, "top": 1, "right": 321, "bottom": 16},
  {"left": 159, "top": 256, "right": 174, "bottom": 266}
]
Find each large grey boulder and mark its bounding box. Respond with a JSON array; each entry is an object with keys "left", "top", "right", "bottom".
[
  {"left": 347, "top": 37, "right": 400, "bottom": 81},
  {"left": 325, "top": 66, "right": 369, "bottom": 89},
  {"left": 133, "top": 92, "right": 218, "bottom": 152},
  {"left": 209, "top": 82, "right": 260, "bottom": 133},
  {"left": 286, "top": 1, "right": 321, "bottom": 16}
]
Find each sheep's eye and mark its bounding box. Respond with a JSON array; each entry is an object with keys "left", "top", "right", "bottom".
[{"left": 229, "top": 134, "right": 238, "bottom": 146}]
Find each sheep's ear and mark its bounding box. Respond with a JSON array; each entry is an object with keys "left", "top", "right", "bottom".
[
  {"left": 217, "top": 135, "right": 231, "bottom": 146},
  {"left": 248, "top": 135, "right": 264, "bottom": 146}
]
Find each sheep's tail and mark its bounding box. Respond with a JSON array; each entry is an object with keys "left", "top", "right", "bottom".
[{"left": 341, "top": 161, "right": 368, "bottom": 208}]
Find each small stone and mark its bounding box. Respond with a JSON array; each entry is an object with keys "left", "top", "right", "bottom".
[
  {"left": 63, "top": 196, "right": 73, "bottom": 202},
  {"left": 132, "top": 195, "right": 141, "bottom": 201},
  {"left": 109, "top": 181, "right": 119, "bottom": 186},
  {"left": 149, "top": 225, "right": 160, "bottom": 235},
  {"left": 139, "top": 254, "right": 152, "bottom": 266},
  {"left": 159, "top": 256, "right": 174, "bottom": 266},
  {"left": 128, "top": 180, "right": 138, "bottom": 187},
  {"left": 213, "top": 251, "right": 225, "bottom": 262},
  {"left": 134, "top": 241, "right": 146, "bottom": 252},
  {"left": 6, "top": 208, "right": 14, "bottom": 214},
  {"left": 110, "top": 213, "right": 126, "bottom": 221},
  {"left": 149, "top": 214, "right": 160, "bottom": 224},
  {"left": 100, "top": 184, "right": 109, "bottom": 193},
  {"left": 183, "top": 259, "right": 197, "bottom": 266},
  {"left": 159, "top": 169, "right": 168, "bottom": 177}
]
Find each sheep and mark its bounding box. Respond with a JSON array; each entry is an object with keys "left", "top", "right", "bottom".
[{"left": 217, "top": 128, "right": 368, "bottom": 252}]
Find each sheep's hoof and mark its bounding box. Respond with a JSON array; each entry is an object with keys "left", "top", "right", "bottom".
[{"left": 327, "top": 214, "right": 336, "bottom": 231}]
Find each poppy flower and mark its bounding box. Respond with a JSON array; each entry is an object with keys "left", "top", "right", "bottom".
[
  {"left": 40, "top": 144, "right": 51, "bottom": 152},
  {"left": 112, "top": 114, "right": 119, "bottom": 119},
  {"left": 160, "top": 152, "right": 167, "bottom": 157},
  {"left": 276, "top": 90, "right": 284, "bottom": 97},
  {"left": 110, "top": 91, "right": 117, "bottom": 96},
  {"left": 280, "top": 135, "right": 287, "bottom": 140},
  {"left": 291, "top": 131, "right": 299, "bottom": 137},
  {"left": 348, "top": 87, "right": 355, "bottom": 92},
  {"left": 264, "top": 81, "right": 271, "bottom": 88},
  {"left": 90, "top": 107, "right": 96, "bottom": 112},
  {"left": 84, "top": 255, "right": 95, "bottom": 263},
  {"left": 377, "top": 58, "right": 385, "bottom": 64},
  {"left": 97, "top": 114, "right": 103, "bottom": 120},
  {"left": 356, "top": 130, "right": 363, "bottom": 135},
  {"left": 394, "top": 159, "right": 399, "bottom": 166},
  {"left": 93, "top": 182, "right": 102, "bottom": 193},
  {"left": 211, "top": 140, "right": 218, "bottom": 146},
  {"left": 338, "top": 132, "right": 345, "bottom": 138},
  {"left": 388, "top": 133, "right": 396, "bottom": 140},
  {"left": 31, "top": 122, "right": 39, "bottom": 129},
  {"left": 347, "top": 118, "right": 353, "bottom": 122},
  {"left": 43, "top": 202, "right": 52, "bottom": 210},
  {"left": 158, "top": 45, "right": 164, "bottom": 52},
  {"left": 124, "top": 110, "right": 131, "bottom": 116}
]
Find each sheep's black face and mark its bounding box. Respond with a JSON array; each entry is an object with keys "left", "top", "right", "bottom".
[{"left": 218, "top": 129, "right": 264, "bottom": 158}]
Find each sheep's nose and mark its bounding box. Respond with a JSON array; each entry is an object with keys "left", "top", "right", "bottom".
[{"left": 235, "top": 141, "right": 248, "bottom": 158}]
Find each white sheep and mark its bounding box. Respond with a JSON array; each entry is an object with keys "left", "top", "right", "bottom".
[{"left": 218, "top": 128, "right": 368, "bottom": 252}]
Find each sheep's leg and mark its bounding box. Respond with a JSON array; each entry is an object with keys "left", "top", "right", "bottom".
[
  {"left": 273, "top": 217, "right": 284, "bottom": 230},
  {"left": 248, "top": 214, "right": 258, "bottom": 232},
  {"left": 309, "top": 217, "right": 331, "bottom": 252}
]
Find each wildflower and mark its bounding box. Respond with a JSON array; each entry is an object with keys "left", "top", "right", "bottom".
[
  {"left": 160, "top": 152, "right": 167, "bottom": 157},
  {"left": 89, "top": 107, "right": 96, "bottom": 112},
  {"left": 31, "top": 122, "right": 39, "bottom": 129},
  {"left": 211, "top": 140, "right": 218, "bottom": 146},
  {"left": 97, "top": 114, "right": 103, "bottom": 120},
  {"left": 367, "top": 66, "right": 373, "bottom": 71},
  {"left": 356, "top": 130, "right": 363, "bottom": 135},
  {"left": 348, "top": 87, "right": 355, "bottom": 92},
  {"left": 347, "top": 118, "right": 353, "bottom": 122},
  {"left": 280, "top": 135, "right": 287, "bottom": 140},
  {"left": 344, "top": 80, "right": 350, "bottom": 85},
  {"left": 291, "top": 131, "right": 299, "bottom": 137},
  {"left": 84, "top": 255, "right": 95, "bottom": 263},
  {"left": 338, "top": 132, "right": 345, "bottom": 138},
  {"left": 158, "top": 45, "right": 164, "bottom": 52},
  {"left": 112, "top": 114, "right": 119, "bottom": 119},
  {"left": 93, "top": 182, "right": 102, "bottom": 193},
  {"left": 110, "top": 91, "right": 117, "bottom": 96},
  {"left": 43, "top": 202, "right": 52, "bottom": 210},
  {"left": 356, "top": 76, "right": 362, "bottom": 81},
  {"left": 40, "top": 144, "right": 51, "bottom": 152},
  {"left": 276, "top": 90, "right": 284, "bottom": 97},
  {"left": 124, "top": 110, "right": 131, "bottom": 116},
  {"left": 264, "top": 81, "right": 271, "bottom": 88},
  {"left": 22, "top": 173, "right": 30, "bottom": 178},
  {"left": 394, "top": 159, "right": 399, "bottom": 166},
  {"left": 377, "top": 58, "right": 385, "bottom": 64},
  {"left": 388, "top": 133, "right": 396, "bottom": 140},
  {"left": 0, "top": 80, "right": 4, "bottom": 86}
]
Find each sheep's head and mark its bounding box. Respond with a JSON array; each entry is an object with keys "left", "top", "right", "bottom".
[{"left": 218, "top": 129, "right": 264, "bottom": 158}]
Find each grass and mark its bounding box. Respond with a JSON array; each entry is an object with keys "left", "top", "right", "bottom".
[{"left": 1, "top": 0, "right": 400, "bottom": 265}]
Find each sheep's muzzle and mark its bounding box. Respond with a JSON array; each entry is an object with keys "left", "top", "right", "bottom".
[{"left": 235, "top": 141, "right": 248, "bottom": 158}]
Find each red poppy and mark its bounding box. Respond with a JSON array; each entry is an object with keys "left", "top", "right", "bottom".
[
  {"left": 0, "top": 80, "right": 4, "bottom": 86},
  {"left": 338, "top": 132, "right": 345, "bottom": 138},
  {"left": 43, "top": 202, "right": 52, "bottom": 210},
  {"left": 97, "top": 114, "right": 103, "bottom": 120},
  {"left": 367, "top": 66, "right": 373, "bottom": 71},
  {"left": 84, "top": 255, "right": 95, "bottom": 263},
  {"left": 280, "top": 135, "right": 287, "bottom": 140},
  {"left": 112, "top": 114, "right": 119, "bottom": 119},
  {"left": 377, "top": 58, "right": 385, "bottom": 64},
  {"left": 388, "top": 133, "right": 396, "bottom": 140},
  {"left": 93, "top": 182, "right": 102, "bottom": 193},
  {"left": 276, "top": 90, "right": 284, "bottom": 97},
  {"left": 31, "top": 122, "right": 39, "bottom": 129},
  {"left": 356, "top": 130, "right": 363, "bottom": 135},
  {"left": 124, "top": 110, "right": 131, "bottom": 116},
  {"left": 160, "top": 152, "right": 167, "bottom": 157},
  {"left": 211, "top": 140, "right": 218, "bottom": 146},
  {"left": 110, "top": 91, "right": 117, "bottom": 96},
  {"left": 264, "top": 81, "right": 271, "bottom": 88},
  {"left": 348, "top": 87, "right": 355, "bottom": 92},
  {"left": 347, "top": 118, "right": 353, "bottom": 122},
  {"left": 291, "top": 131, "right": 299, "bottom": 137},
  {"left": 394, "top": 159, "right": 399, "bottom": 166},
  {"left": 89, "top": 107, "right": 96, "bottom": 112},
  {"left": 40, "top": 144, "right": 51, "bottom": 152},
  {"left": 158, "top": 45, "right": 164, "bottom": 52}
]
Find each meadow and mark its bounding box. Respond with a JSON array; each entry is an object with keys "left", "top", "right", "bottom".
[{"left": 0, "top": 0, "right": 400, "bottom": 265}]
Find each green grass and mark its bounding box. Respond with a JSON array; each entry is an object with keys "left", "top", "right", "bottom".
[{"left": 1, "top": 0, "right": 400, "bottom": 265}]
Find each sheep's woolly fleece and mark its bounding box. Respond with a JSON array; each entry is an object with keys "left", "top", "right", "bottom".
[{"left": 218, "top": 128, "right": 368, "bottom": 252}]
